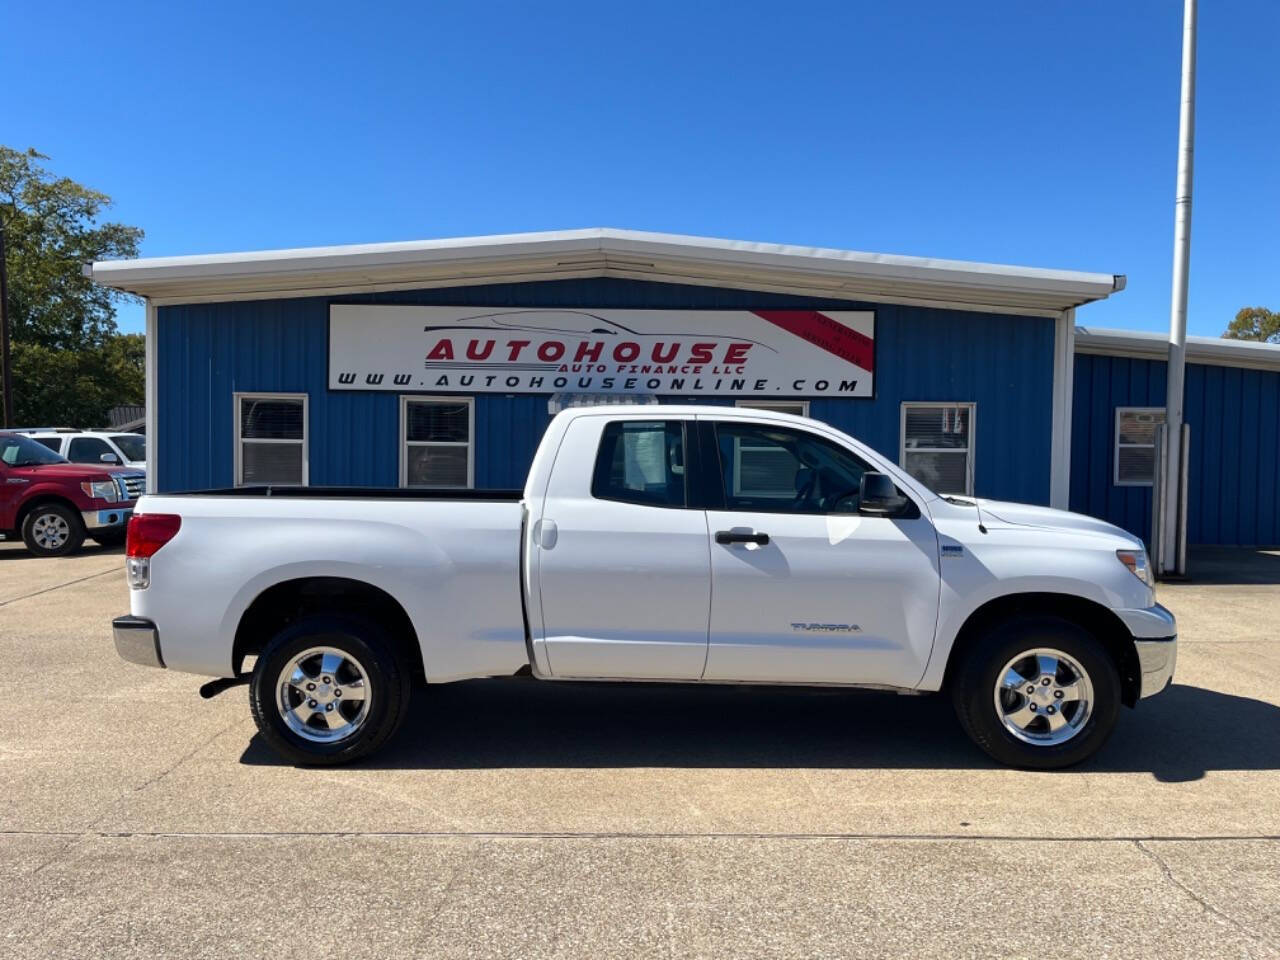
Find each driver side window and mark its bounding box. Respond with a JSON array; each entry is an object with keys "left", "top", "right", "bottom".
[
  {"left": 712, "top": 422, "right": 870, "bottom": 514},
  {"left": 67, "top": 436, "right": 114, "bottom": 463}
]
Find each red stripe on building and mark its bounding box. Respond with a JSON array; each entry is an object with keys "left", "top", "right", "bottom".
[{"left": 752, "top": 310, "right": 875, "bottom": 372}]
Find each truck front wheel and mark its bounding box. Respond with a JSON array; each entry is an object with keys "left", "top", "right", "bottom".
[
  {"left": 21, "top": 503, "right": 86, "bottom": 557},
  {"left": 249, "top": 615, "right": 411, "bottom": 766},
  {"left": 951, "top": 615, "right": 1121, "bottom": 769}
]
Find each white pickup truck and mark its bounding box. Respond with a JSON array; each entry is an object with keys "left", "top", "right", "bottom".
[{"left": 113, "top": 405, "right": 1176, "bottom": 769}]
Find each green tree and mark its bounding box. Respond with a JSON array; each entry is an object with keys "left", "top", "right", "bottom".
[
  {"left": 9, "top": 334, "right": 145, "bottom": 427},
  {"left": 1223, "top": 306, "right": 1280, "bottom": 344},
  {"left": 0, "top": 146, "right": 144, "bottom": 425}
]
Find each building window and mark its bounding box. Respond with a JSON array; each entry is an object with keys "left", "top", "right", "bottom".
[
  {"left": 732, "top": 402, "right": 811, "bottom": 494},
  {"left": 235, "top": 393, "right": 308, "bottom": 486},
  {"left": 549, "top": 393, "right": 658, "bottom": 415},
  {"left": 900, "top": 403, "right": 975, "bottom": 495},
  {"left": 735, "top": 400, "right": 810, "bottom": 418},
  {"left": 1115, "top": 407, "right": 1166, "bottom": 486},
  {"left": 401, "top": 397, "right": 474, "bottom": 488}
]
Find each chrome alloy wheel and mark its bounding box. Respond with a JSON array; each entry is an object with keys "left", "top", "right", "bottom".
[
  {"left": 31, "top": 512, "right": 71, "bottom": 550},
  {"left": 993, "top": 647, "right": 1094, "bottom": 746},
  {"left": 275, "top": 647, "right": 371, "bottom": 744}
]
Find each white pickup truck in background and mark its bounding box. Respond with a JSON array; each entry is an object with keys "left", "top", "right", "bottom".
[{"left": 113, "top": 406, "right": 1177, "bottom": 769}]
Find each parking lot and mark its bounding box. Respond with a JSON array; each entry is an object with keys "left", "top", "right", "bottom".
[{"left": 2, "top": 542, "right": 1278, "bottom": 959}]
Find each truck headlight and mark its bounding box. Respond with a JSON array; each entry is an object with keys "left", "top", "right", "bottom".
[
  {"left": 81, "top": 480, "right": 120, "bottom": 503},
  {"left": 1116, "top": 549, "right": 1152, "bottom": 587}
]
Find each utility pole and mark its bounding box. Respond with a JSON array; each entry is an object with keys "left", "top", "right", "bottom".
[
  {"left": 0, "top": 216, "right": 13, "bottom": 428},
  {"left": 1162, "top": 0, "right": 1197, "bottom": 576}
]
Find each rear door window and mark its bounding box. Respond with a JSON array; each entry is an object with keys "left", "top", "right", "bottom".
[{"left": 591, "top": 420, "right": 688, "bottom": 508}]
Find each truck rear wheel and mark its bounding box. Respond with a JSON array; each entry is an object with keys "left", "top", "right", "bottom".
[
  {"left": 951, "top": 615, "right": 1120, "bottom": 769},
  {"left": 249, "top": 615, "right": 411, "bottom": 766},
  {"left": 21, "top": 503, "right": 86, "bottom": 557}
]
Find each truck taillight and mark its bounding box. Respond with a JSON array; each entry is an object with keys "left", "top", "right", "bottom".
[
  {"left": 126, "top": 514, "right": 182, "bottom": 558},
  {"left": 126, "top": 514, "right": 181, "bottom": 590}
]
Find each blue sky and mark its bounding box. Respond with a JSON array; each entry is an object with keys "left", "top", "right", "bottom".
[{"left": 7, "top": 0, "right": 1276, "bottom": 337}]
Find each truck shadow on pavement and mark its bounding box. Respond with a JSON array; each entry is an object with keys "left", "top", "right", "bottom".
[{"left": 240, "top": 678, "right": 1280, "bottom": 783}]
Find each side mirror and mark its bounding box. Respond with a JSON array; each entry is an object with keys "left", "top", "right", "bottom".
[
  {"left": 100, "top": 453, "right": 119, "bottom": 463},
  {"left": 859, "top": 472, "right": 906, "bottom": 516}
]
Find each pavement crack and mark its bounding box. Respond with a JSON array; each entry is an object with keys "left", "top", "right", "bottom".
[
  {"left": 126, "top": 717, "right": 250, "bottom": 797},
  {"left": 421, "top": 857, "right": 465, "bottom": 930},
  {"left": 24, "top": 835, "right": 88, "bottom": 878},
  {"left": 1135, "top": 839, "right": 1274, "bottom": 955},
  {"left": 0, "top": 566, "right": 118, "bottom": 607}
]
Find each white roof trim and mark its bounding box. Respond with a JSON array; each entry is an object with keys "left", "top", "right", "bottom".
[
  {"left": 1075, "top": 326, "right": 1280, "bottom": 372},
  {"left": 89, "top": 227, "right": 1124, "bottom": 314}
]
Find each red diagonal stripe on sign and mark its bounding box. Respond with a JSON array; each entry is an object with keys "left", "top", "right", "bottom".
[{"left": 753, "top": 310, "right": 875, "bottom": 372}]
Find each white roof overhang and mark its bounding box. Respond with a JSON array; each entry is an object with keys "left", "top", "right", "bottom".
[
  {"left": 1075, "top": 326, "right": 1280, "bottom": 373},
  {"left": 89, "top": 228, "right": 1124, "bottom": 316}
]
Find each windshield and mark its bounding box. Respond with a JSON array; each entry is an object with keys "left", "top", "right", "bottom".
[
  {"left": 0, "top": 434, "right": 69, "bottom": 467},
  {"left": 110, "top": 434, "right": 146, "bottom": 462}
]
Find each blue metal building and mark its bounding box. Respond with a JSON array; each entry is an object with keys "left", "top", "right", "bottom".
[
  {"left": 151, "top": 281, "right": 1061, "bottom": 502},
  {"left": 1070, "top": 327, "right": 1280, "bottom": 546},
  {"left": 89, "top": 229, "right": 1280, "bottom": 548}
]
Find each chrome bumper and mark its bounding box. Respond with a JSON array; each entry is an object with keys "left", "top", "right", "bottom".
[
  {"left": 113, "top": 616, "right": 164, "bottom": 668},
  {"left": 82, "top": 506, "right": 133, "bottom": 531},
  {"left": 1135, "top": 636, "right": 1177, "bottom": 698}
]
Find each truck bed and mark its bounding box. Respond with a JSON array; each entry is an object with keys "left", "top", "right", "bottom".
[{"left": 130, "top": 491, "right": 529, "bottom": 680}]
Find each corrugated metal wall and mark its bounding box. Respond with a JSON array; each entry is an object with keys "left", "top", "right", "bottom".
[
  {"left": 157, "top": 277, "right": 1056, "bottom": 502},
  {"left": 1070, "top": 352, "right": 1280, "bottom": 546}
]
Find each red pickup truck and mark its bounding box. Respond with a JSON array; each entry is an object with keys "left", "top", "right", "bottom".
[{"left": 0, "top": 432, "right": 144, "bottom": 557}]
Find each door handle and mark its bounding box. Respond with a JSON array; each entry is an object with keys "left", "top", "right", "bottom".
[
  {"left": 715, "top": 530, "right": 770, "bottom": 546},
  {"left": 534, "top": 519, "right": 558, "bottom": 549}
]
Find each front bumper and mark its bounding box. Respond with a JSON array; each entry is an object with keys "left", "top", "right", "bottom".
[
  {"left": 1135, "top": 636, "right": 1177, "bottom": 698},
  {"left": 82, "top": 506, "right": 134, "bottom": 530},
  {"left": 1115, "top": 603, "right": 1177, "bottom": 698},
  {"left": 113, "top": 616, "right": 164, "bottom": 668}
]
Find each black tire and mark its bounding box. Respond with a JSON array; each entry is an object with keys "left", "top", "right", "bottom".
[
  {"left": 249, "top": 614, "right": 411, "bottom": 766},
  {"left": 950, "top": 615, "right": 1121, "bottom": 770},
  {"left": 21, "top": 502, "right": 86, "bottom": 557},
  {"left": 91, "top": 529, "right": 127, "bottom": 548}
]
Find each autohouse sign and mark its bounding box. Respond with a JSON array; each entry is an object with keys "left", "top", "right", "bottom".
[{"left": 328, "top": 305, "right": 875, "bottom": 397}]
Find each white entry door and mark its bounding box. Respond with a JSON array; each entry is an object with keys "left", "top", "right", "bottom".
[{"left": 534, "top": 415, "right": 711, "bottom": 680}]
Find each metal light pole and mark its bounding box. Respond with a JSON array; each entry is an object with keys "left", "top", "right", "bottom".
[
  {"left": 0, "top": 216, "right": 13, "bottom": 428},
  {"left": 1162, "top": 0, "right": 1197, "bottom": 576}
]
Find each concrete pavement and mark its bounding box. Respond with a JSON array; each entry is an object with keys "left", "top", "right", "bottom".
[{"left": 2, "top": 541, "right": 1278, "bottom": 958}]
